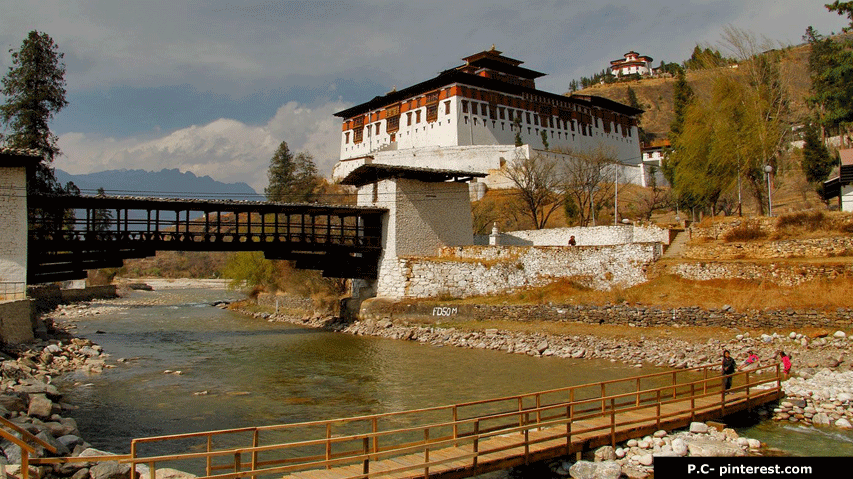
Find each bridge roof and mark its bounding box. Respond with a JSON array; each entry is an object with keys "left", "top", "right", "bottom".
[
  {"left": 0, "top": 147, "right": 43, "bottom": 168},
  {"left": 339, "top": 164, "right": 487, "bottom": 187},
  {"left": 29, "top": 194, "right": 387, "bottom": 215}
]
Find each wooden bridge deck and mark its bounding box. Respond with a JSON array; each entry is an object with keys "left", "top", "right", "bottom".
[
  {"left": 280, "top": 380, "right": 778, "bottom": 479},
  {"left": 18, "top": 363, "right": 781, "bottom": 479}
]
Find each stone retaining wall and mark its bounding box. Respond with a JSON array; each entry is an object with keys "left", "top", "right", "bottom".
[
  {"left": 664, "top": 261, "right": 853, "bottom": 287},
  {"left": 383, "top": 243, "right": 661, "bottom": 299},
  {"left": 682, "top": 236, "right": 853, "bottom": 260},
  {"left": 359, "top": 299, "right": 853, "bottom": 330}
]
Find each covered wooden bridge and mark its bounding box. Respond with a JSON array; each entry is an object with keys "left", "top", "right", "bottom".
[{"left": 27, "top": 194, "right": 386, "bottom": 284}]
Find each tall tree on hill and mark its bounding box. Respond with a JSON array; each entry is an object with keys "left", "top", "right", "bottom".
[
  {"left": 264, "top": 141, "right": 320, "bottom": 203},
  {"left": 0, "top": 31, "right": 68, "bottom": 194},
  {"left": 826, "top": 1, "right": 853, "bottom": 31},
  {"left": 666, "top": 27, "right": 789, "bottom": 216},
  {"left": 803, "top": 23, "right": 853, "bottom": 143}
]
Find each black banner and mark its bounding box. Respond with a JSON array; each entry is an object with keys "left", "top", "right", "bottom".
[{"left": 655, "top": 457, "right": 850, "bottom": 478}]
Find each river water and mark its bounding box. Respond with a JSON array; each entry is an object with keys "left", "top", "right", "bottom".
[{"left": 54, "top": 287, "right": 853, "bottom": 475}]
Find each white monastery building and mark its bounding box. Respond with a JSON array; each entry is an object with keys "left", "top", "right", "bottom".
[
  {"left": 609, "top": 51, "right": 654, "bottom": 78},
  {"left": 332, "top": 47, "right": 644, "bottom": 188}
]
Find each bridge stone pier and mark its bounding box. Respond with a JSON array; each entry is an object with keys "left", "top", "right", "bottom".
[
  {"left": 339, "top": 164, "right": 485, "bottom": 309},
  {"left": 0, "top": 148, "right": 40, "bottom": 343}
]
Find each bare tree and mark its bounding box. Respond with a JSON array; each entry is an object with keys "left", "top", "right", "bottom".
[
  {"left": 632, "top": 167, "right": 673, "bottom": 221},
  {"left": 558, "top": 145, "right": 618, "bottom": 226},
  {"left": 503, "top": 149, "right": 564, "bottom": 229}
]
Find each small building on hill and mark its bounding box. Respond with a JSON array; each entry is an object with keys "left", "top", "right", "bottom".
[{"left": 610, "top": 51, "right": 654, "bottom": 78}]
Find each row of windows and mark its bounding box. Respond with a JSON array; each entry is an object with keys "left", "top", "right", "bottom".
[{"left": 345, "top": 101, "right": 452, "bottom": 144}]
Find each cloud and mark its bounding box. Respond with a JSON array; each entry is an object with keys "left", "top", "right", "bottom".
[{"left": 56, "top": 99, "right": 351, "bottom": 194}]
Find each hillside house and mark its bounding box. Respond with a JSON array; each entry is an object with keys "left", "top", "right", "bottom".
[
  {"left": 822, "top": 149, "right": 853, "bottom": 211},
  {"left": 610, "top": 51, "right": 654, "bottom": 78}
]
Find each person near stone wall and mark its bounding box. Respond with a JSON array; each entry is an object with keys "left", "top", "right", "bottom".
[
  {"left": 568, "top": 235, "right": 576, "bottom": 246},
  {"left": 738, "top": 350, "right": 759, "bottom": 371},
  {"left": 722, "top": 350, "right": 735, "bottom": 393},
  {"left": 779, "top": 351, "right": 792, "bottom": 377}
]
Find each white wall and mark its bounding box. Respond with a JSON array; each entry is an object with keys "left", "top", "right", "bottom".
[
  {"left": 842, "top": 184, "right": 853, "bottom": 213},
  {"left": 475, "top": 225, "right": 670, "bottom": 247}
]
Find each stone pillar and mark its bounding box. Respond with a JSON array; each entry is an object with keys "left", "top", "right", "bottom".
[
  {"left": 0, "top": 149, "right": 39, "bottom": 344},
  {"left": 0, "top": 151, "right": 38, "bottom": 300}
]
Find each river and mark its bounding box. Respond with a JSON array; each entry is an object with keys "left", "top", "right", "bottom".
[{"left": 53, "top": 287, "right": 853, "bottom": 476}]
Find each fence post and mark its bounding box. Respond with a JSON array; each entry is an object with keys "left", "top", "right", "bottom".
[
  {"left": 566, "top": 404, "right": 572, "bottom": 453},
  {"left": 251, "top": 429, "right": 259, "bottom": 476},
  {"left": 518, "top": 397, "right": 524, "bottom": 430},
  {"left": 234, "top": 452, "right": 241, "bottom": 473},
  {"left": 601, "top": 384, "right": 606, "bottom": 413},
  {"left": 536, "top": 393, "right": 542, "bottom": 426},
  {"left": 656, "top": 389, "right": 661, "bottom": 430},
  {"left": 326, "top": 423, "right": 332, "bottom": 469},
  {"left": 372, "top": 417, "right": 379, "bottom": 453},
  {"left": 703, "top": 367, "right": 709, "bottom": 394},
  {"left": 21, "top": 451, "right": 27, "bottom": 479},
  {"left": 610, "top": 398, "right": 616, "bottom": 447},
  {"left": 362, "top": 437, "right": 370, "bottom": 476},
  {"left": 636, "top": 377, "right": 641, "bottom": 407},
  {"left": 423, "top": 427, "right": 430, "bottom": 478},
  {"left": 473, "top": 420, "right": 479, "bottom": 471},
  {"left": 690, "top": 382, "right": 696, "bottom": 422},
  {"left": 453, "top": 406, "right": 458, "bottom": 442},
  {"left": 672, "top": 371, "right": 677, "bottom": 399},
  {"left": 205, "top": 435, "right": 213, "bottom": 476}
]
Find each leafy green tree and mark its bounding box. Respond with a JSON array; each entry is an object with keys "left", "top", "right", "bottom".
[
  {"left": 0, "top": 31, "right": 68, "bottom": 194},
  {"left": 513, "top": 116, "right": 523, "bottom": 147},
  {"left": 666, "top": 28, "right": 789, "bottom": 215},
  {"left": 801, "top": 122, "right": 837, "bottom": 198},
  {"left": 540, "top": 129, "right": 549, "bottom": 150},
  {"left": 264, "top": 141, "right": 320, "bottom": 203},
  {"left": 803, "top": 24, "right": 853, "bottom": 140}
]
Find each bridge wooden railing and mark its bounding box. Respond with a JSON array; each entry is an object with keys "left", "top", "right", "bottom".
[{"left": 20, "top": 363, "right": 783, "bottom": 479}]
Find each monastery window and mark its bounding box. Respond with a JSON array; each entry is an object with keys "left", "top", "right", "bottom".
[
  {"left": 480, "top": 103, "right": 488, "bottom": 116},
  {"left": 375, "top": 123, "right": 380, "bottom": 135},
  {"left": 534, "top": 116, "right": 539, "bottom": 126},
  {"left": 426, "top": 91, "right": 439, "bottom": 104},
  {"left": 571, "top": 121, "right": 575, "bottom": 132},
  {"left": 416, "top": 110, "right": 421, "bottom": 123},
  {"left": 345, "top": 132, "right": 350, "bottom": 144},
  {"left": 426, "top": 104, "right": 438, "bottom": 122},
  {"left": 499, "top": 107, "right": 505, "bottom": 120},
  {"left": 525, "top": 112, "right": 531, "bottom": 124},
  {"left": 353, "top": 128, "right": 363, "bottom": 143},
  {"left": 462, "top": 101, "right": 469, "bottom": 114},
  {"left": 444, "top": 101, "right": 451, "bottom": 115},
  {"left": 387, "top": 115, "right": 400, "bottom": 132},
  {"left": 406, "top": 111, "right": 413, "bottom": 126},
  {"left": 488, "top": 106, "right": 496, "bottom": 119}
]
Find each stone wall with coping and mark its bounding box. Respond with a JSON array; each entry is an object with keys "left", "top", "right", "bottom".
[
  {"left": 475, "top": 225, "right": 670, "bottom": 247},
  {"left": 376, "top": 243, "right": 660, "bottom": 299}
]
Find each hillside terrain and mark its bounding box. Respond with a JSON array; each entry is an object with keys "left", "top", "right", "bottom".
[{"left": 571, "top": 41, "right": 813, "bottom": 140}]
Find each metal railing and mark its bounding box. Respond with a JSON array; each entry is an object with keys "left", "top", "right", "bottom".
[{"left": 18, "top": 363, "right": 783, "bottom": 479}]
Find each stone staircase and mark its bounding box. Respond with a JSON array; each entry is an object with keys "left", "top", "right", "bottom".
[{"left": 661, "top": 229, "right": 689, "bottom": 259}]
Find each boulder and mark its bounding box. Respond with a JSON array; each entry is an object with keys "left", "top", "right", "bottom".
[
  {"left": 671, "top": 438, "right": 688, "bottom": 456},
  {"left": 27, "top": 394, "right": 53, "bottom": 419},
  {"left": 568, "top": 460, "right": 597, "bottom": 479},
  {"left": 688, "top": 422, "right": 709, "bottom": 434},
  {"left": 594, "top": 445, "right": 616, "bottom": 462},
  {"left": 90, "top": 461, "right": 136, "bottom": 479},
  {"left": 683, "top": 437, "right": 746, "bottom": 457}
]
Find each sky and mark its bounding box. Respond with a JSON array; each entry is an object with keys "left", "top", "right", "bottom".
[{"left": 0, "top": 1, "right": 849, "bottom": 194}]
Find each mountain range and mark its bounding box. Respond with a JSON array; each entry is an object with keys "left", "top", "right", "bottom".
[{"left": 55, "top": 168, "right": 260, "bottom": 201}]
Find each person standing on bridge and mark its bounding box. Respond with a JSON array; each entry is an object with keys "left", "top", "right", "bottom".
[{"left": 722, "top": 350, "right": 736, "bottom": 393}]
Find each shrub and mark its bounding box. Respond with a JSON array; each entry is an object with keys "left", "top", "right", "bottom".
[
  {"left": 722, "top": 221, "right": 767, "bottom": 242},
  {"left": 775, "top": 211, "right": 828, "bottom": 231}
]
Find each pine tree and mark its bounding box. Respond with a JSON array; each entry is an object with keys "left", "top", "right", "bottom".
[
  {"left": 801, "top": 122, "right": 837, "bottom": 198},
  {"left": 264, "top": 141, "right": 320, "bottom": 203},
  {"left": 0, "top": 31, "right": 68, "bottom": 193}
]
